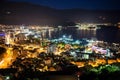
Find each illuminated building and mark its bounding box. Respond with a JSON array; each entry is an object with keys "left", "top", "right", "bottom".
[
  {"left": 47, "top": 44, "right": 56, "bottom": 54},
  {"left": 5, "top": 32, "right": 11, "bottom": 45}
]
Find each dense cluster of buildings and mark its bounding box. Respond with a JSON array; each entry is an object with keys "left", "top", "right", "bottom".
[{"left": 0, "top": 24, "right": 120, "bottom": 79}]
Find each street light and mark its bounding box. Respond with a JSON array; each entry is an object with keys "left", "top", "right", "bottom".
[{"left": 76, "top": 71, "right": 81, "bottom": 80}]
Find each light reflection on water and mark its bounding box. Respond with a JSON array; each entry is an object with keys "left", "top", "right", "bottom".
[{"left": 45, "top": 27, "right": 120, "bottom": 43}]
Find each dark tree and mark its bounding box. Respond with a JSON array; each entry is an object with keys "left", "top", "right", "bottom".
[{"left": 0, "top": 47, "right": 6, "bottom": 54}]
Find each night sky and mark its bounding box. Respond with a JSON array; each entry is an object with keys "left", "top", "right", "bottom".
[{"left": 7, "top": 0, "right": 120, "bottom": 10}]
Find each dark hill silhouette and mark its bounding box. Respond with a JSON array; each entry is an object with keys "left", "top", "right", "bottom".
[
  {"left": 1, "top": 1, "right": 120, "bottom": 26},
  {"left": 0, "top": 1, "right": 62, "bottom": 26}
]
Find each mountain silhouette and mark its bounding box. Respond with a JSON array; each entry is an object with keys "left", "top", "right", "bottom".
[{"left": 1, "top": 1, "right": 120, "bottom": 26}]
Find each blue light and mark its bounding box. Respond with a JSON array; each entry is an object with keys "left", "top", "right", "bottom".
[
  {"left": 63, "top": 35, "right": 66, "bottom": 38},
  {"left": 0, "top": 33, "right": 5, "bottom": 36}
]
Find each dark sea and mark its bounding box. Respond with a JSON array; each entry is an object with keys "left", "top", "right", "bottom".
[{"left": 49, "top": 27, "right": 120, "bottom": 43}]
